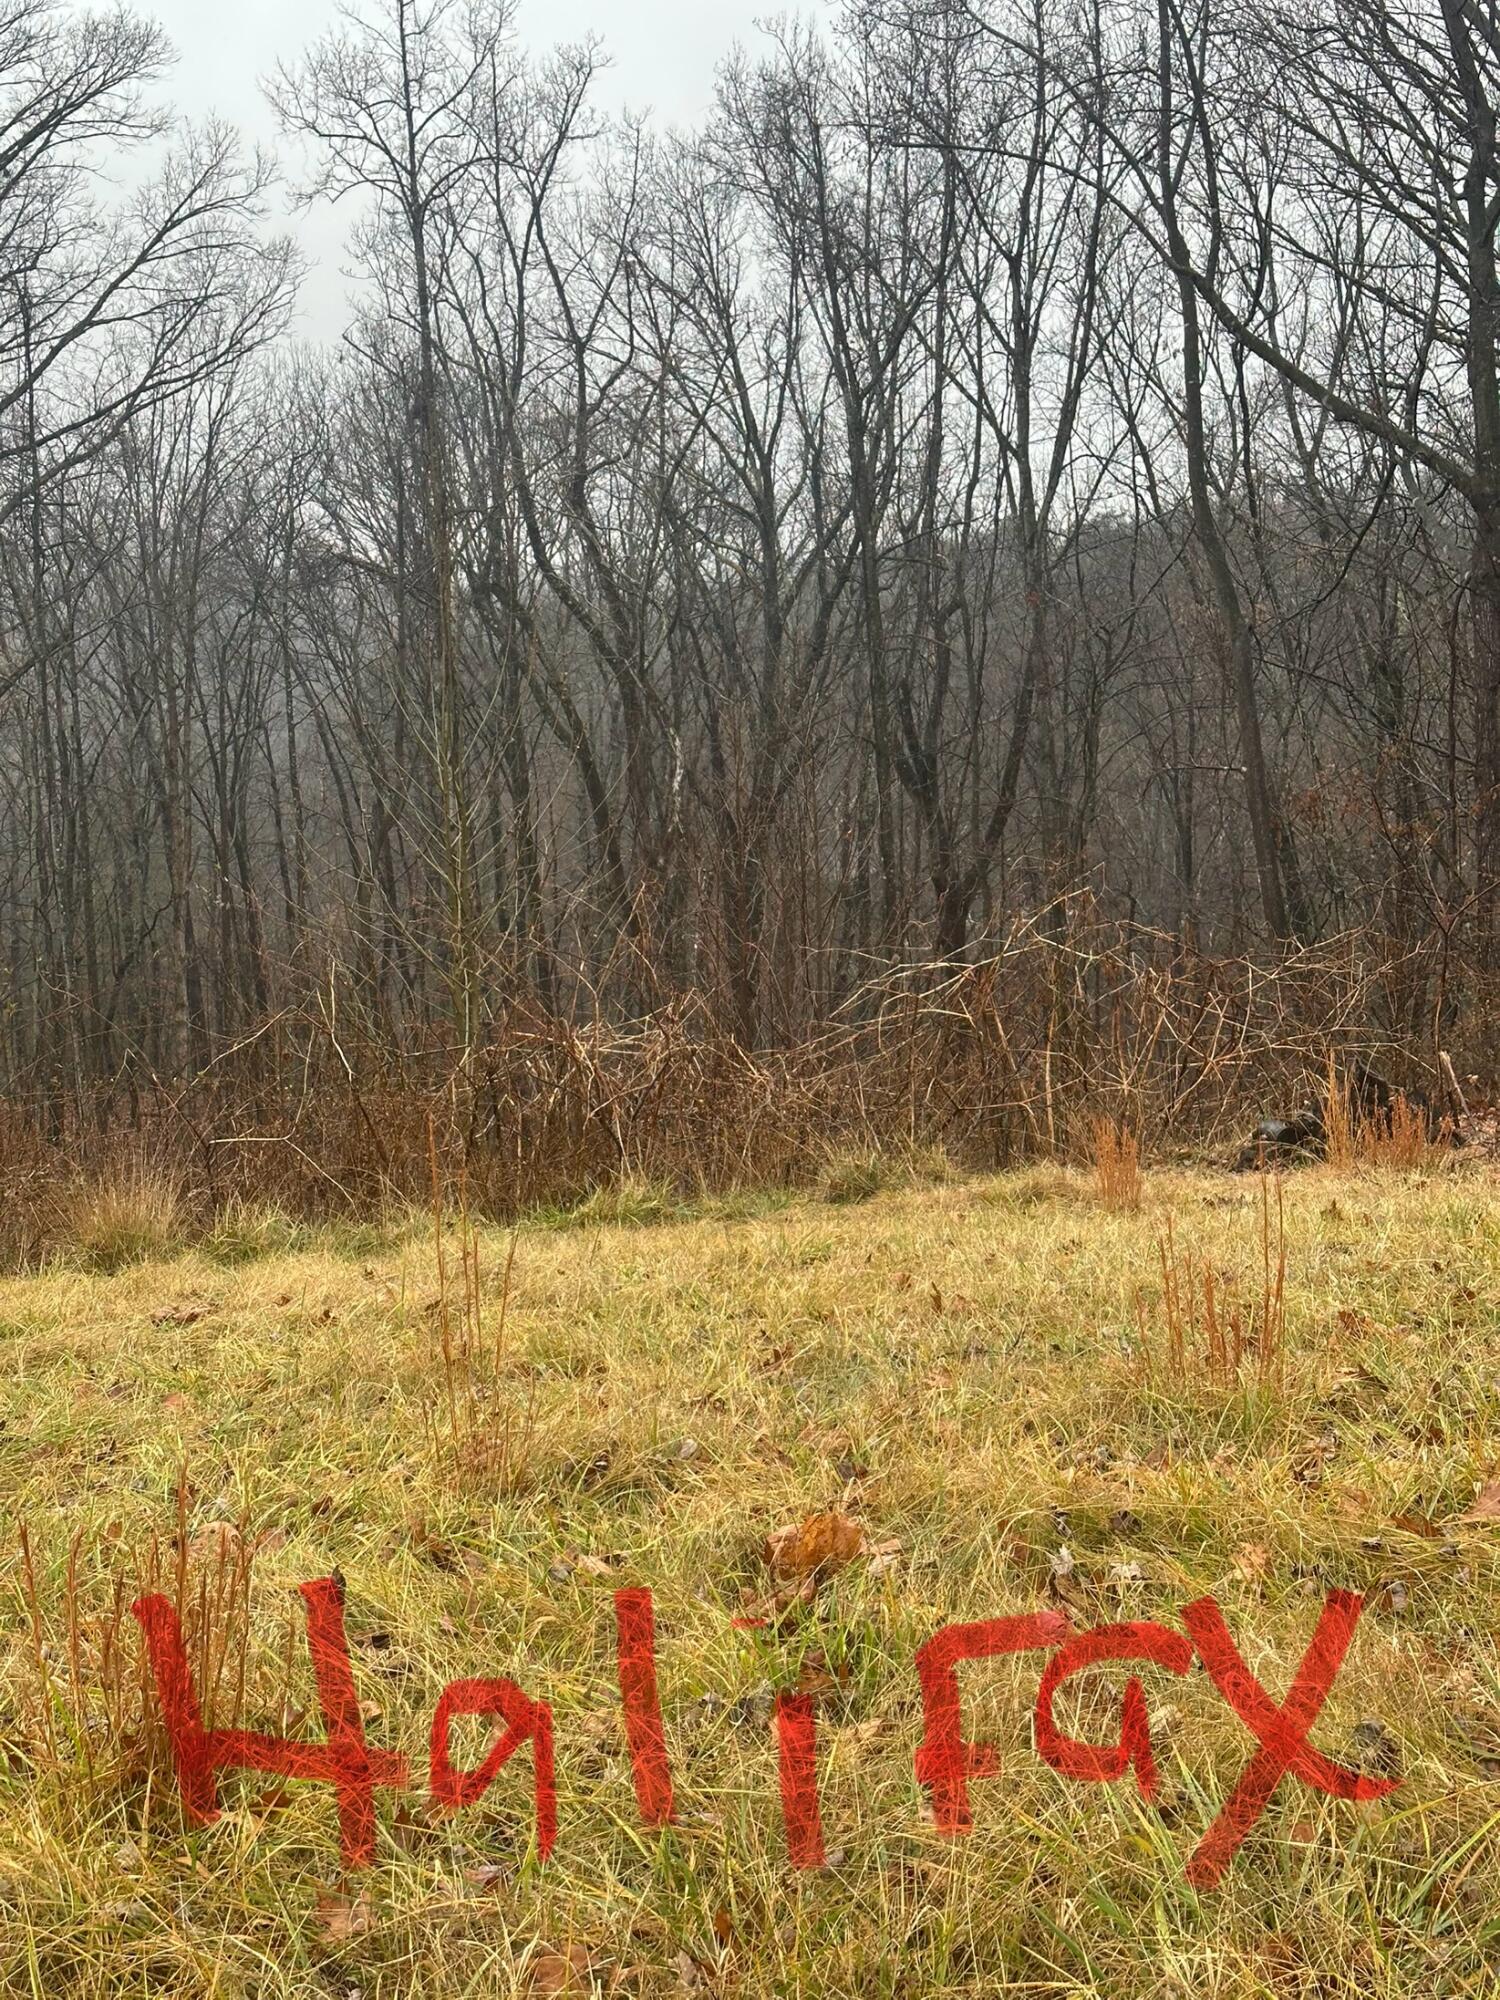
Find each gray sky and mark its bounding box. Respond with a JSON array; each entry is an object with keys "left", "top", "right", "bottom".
[{"left": 141, "top": 0, "right": 789, "bottom": 336}]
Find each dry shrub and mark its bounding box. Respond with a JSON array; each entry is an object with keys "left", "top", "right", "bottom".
[
  {"left": 0, "top": 913, "right": 1480, "bottom": 1255},
  {"left": 1092, "top": 1117, "right": 1142, "bottom": 1210},
  {"left": 1324, "top": 1059, "right": 1357, "bottom": 1171},
  {"left": 50, "top": 1158, "right": 184, "bottom": 1270},
  {"left": 1136, "top": 1176, "right": 1287, "bottom": 1388},
  {"left": 14, "top": 1480, "right": 268, "bottom": 1804},
  {"left": 1326, "top": 1057, "right": 1450, "bottom": 1171},
  {"left": 1361, "top": 1093, "right": 1444, "bottom": 1167}
]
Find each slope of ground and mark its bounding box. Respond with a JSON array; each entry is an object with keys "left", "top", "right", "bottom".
[{"left": 3, "top": 1165, "right": 1500, "bottom": 1998}]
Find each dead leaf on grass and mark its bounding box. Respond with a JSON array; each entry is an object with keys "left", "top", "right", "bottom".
[
  {"left": 528, "top": 1943, "right": 601, "bottom": 1995},
  {"left": 1389, "top": 1511, "right": 1442, "bottom": 1540},
  {"left": 763, "top": 1511, "right": 866, "bottom": 1578},
  {"left": 464, "top": 1861, "right": 510, "bottom": 1889},
  {"left": 574, "top": 1552, "right": 627, "bottom": 1578},
  {"left": 1233, "top": 1542, "right": 1272, "bottom": 1583},
  {"left": 673, "top": 1950, "right": 716, "bottom": 1996},
  {"left": 1456, "top": 1479, "right": 1500, "bottom": 1524},
  {"left": 1047, "top": 1544, "right": 1090, "bottom": 1617},
  {"left": 150, "top": 1300, "right": 211, "bottom": 1327},
  {"left": 314, "top": 1886, "right": 374, "bottom": 1943}
]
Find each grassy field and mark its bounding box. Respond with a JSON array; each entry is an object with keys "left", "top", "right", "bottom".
[{"left": 3, "top": 1158, "right": 1500, "bottom": 1997}]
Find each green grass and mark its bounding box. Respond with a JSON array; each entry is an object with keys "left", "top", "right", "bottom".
[{"left": 2, "top": 1161, "right": 1500, "bottom": 1995}]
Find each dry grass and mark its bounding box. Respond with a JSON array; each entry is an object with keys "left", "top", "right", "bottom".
[
  {"left": 1135, "top": 1177, "right": 1288, "bottom": 1389},
  {"left": 49, "top": 1159, "right": 185, "bottom": 1272},
  {"left": 3, "top": 1162, "right": 1500, "bottom": 1996},
  {"left": 1325, "top": 1061, "right": 1454, "bottom": 1174},
  {"left": 1092, "top": 1118, "right": 1143, "bottom": 1211}
]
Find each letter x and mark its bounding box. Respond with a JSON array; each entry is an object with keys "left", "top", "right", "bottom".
[{"left": 1181, "top": 1589, "right": 1398, "bottom": 1887}]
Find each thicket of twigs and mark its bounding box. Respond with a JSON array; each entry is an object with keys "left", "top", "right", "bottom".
[{"left": 0, "top": 912, "right": 1483, "bottom": 1267}]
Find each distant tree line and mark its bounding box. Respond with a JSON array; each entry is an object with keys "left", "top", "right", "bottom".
[{"left": 1, "top": 0, "right": 1495, "bottom": 1112}]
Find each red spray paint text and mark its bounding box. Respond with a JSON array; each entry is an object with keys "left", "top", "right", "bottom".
[{"left": 131, "top": 1577, "right": 1396, "bottom": 1889}]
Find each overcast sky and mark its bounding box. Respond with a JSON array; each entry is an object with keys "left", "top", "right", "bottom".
[{"left": 140, "top": 0, "right": 789, "bottom": 336}]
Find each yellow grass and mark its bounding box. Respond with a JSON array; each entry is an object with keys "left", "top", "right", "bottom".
[{"left": 3, "top": 1164, "right": 1500, "bottom": 1996}]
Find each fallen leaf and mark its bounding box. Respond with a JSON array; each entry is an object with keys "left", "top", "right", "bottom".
[
  {"left": 842, "top": 1714, "right": 891, "bottom": 1756},
  {"left": 1047, "top": 1544, "right": 1090, "bottom": 1616},
  {"left": 574, "top": 1553, "right": 625, "bottom": 1578},
  {"left": 314, "top": 1887, "right": 373, "bottom": 1943},
  {"left": 151, "top": 1300, "right": 211, "bottom": 1327},
  {"left": 1457, "top": 1480, "right": 1500, "bottom": 1524},
  {"left": 1389, "top": 1511, "right": 1442, "bottom": 1540},
  {"left": 673, "top": 1950, "right": 714, "bottom": 1995},
  {"left": 763, "top": 1511, "right": 866, "bottom": 1579},
  {"left": 465, "top": 1861, "right": 510, "bottom": 1889},
  {"left": 528, "top": 1944, "right": 597, "bottom": 1995},
  {"left": 1233, "top": 1542, "right": 1272, "bottom": 1583}
]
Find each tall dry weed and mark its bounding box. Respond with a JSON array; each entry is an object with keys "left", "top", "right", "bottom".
[
  {"left": 1136, "top": 1175, "right": 1287, "bottom": 1388},
  {"left": 1092, "top": 1117, "right": 1142, "bottom": 1210}
]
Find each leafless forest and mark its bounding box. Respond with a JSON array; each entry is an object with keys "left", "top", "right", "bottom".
[{"left": 3, "top": 0, "right": 1497, "bottom": 1212}]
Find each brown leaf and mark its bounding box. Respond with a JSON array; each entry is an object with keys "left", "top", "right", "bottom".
[
  {"left": 1046, "top": 1545, "right": 1089, "bottom": 1617},
  {"left": 842, "top": 1713, "right": 891, "bottom": 1757},
  {"left": 1457, "top": 1480, "right": 1500, "bottom": 1524},
  {"left": 763, "top": 1511, "right": 866, "bottom": 1579},
  {"left": 1389, "top": 1511, "right": 1442, "bottom": 1540},
  {"left": 673, "top": 1950, "right": 714, "bottom": 1996},
  {"left": 574, "top": 1552, "right": 625, "bottom": 1578},
  {"left": 1233, "top": 1541, "right": 1272, "bottom": 1583},
  {"left": 187, "top": 1519, "right": 244, "bottom": 1566},
  {"left": 314, "top": 1886, "right": 373, "bottom": 1943},
  {"left": 528, "top": 1944, "right": 597, "bottom": 1995},
  {"left": 151, "top": 1300, "right": 210, "bottom": 1327},
  {"left": 159, "top": 1392, "right": 193, "bottom": 1415},
  {"left": 1047, "top": 1569, "right": 1090, "bottom": 1617},
  {"left": 465, "top": 1861, "right": 510, "bottom": 1889}
]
